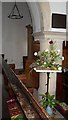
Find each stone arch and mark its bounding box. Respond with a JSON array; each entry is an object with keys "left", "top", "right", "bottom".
[
  {"left": 27, "top": 1, "right": 51, "bottom": 33},
  {"left": 2, "top": 1, "right": 51, "bottom": 32}
]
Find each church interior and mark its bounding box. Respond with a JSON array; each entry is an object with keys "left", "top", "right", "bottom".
[{"left": 0, "top": 1, "right": 68, "bottom": 120}]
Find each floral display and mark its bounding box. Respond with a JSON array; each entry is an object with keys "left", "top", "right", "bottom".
[
  {"left": 40, "top": 93, "right": 59, "bottom": 109},
  {"left": 30, "top": 40, "right": 64, "bottom": 70}
]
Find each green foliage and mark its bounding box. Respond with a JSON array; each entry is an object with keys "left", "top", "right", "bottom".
[
  {"left": 30, "top": 49, "right": 62, "bottom": 70},
  {"left": 11, "top": 114, "right": 24, "bottom": 120},
  {"left": 40, "top": 93, "right": 59, "bottom": 108},
  {"left": 30, "top": 41, "right": 63, "bottom": 71}
]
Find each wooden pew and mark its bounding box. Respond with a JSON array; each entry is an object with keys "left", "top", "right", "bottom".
[
  {"left": 25, "top": 59, "right": 39, "bottom": 89},
  {"left": 17, "top": 59, "right": 39, "bottom": 89},
  {"left": 9, "top": 63, "right": 15, "bottom": 72}
]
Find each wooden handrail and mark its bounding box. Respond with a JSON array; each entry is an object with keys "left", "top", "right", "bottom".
[{"left": 2, "top": 58, "right": 53, "bottom": 120}]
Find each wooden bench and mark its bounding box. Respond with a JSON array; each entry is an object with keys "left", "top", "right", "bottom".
[{"left": 17, "top": 59, "right": 39, "bottom": 91}]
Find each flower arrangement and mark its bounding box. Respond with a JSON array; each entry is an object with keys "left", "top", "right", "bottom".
[
  {"left": 39, "top": 93, "right": 59, "bottom": 115},
  {"left": 30, "top": 40, "right": 64, "bottom": 71},
  {"left": 40, "top": 93, "right": 59, "bottom": 109}
]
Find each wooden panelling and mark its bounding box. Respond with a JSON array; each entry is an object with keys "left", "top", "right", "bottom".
[
  {"left": 56, "top": 73, "right": 63, "bottom": 101},
  {"left": 25, "top": 59, "right": 39, "bottom": 89}
]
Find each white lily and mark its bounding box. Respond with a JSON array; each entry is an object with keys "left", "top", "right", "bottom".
[
  {"left": 44, "top": 62, "right": 46, "bottom": 64},
  {"left": 34, "top": 52, "right": 37, "bottom": 56},
  {"left": 57, "top": 49, "right": 60, "bottom": 53},
  {"left": 45, "top": 49, "right": 49, "bottom": 52},
  {"left": 58, "top": 67, "right": 62, "bottom": 71}
]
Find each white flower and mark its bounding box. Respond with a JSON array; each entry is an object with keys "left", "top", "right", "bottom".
[
  {"left": 57, "top": 50, "right": 60, "bottom": 53},
  {"left": 45, "top": 49, "right": 49, "bottom": 52},
  {"left": 34, "top": 52, "right": 37, "bottom": 56},
  {"left": 58, "top": 67, "right": 62, "bottom": 71},
  {"left": 62, "top": 56, "right": 64, "bottom": 60},
  {"left": 44, "top": 62, "right": 46, "bottom": 64}
]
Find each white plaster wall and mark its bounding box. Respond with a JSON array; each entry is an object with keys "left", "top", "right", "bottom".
[
  {"left": 49, "top": 2, "right": 66, "bottom": 30},
  {"left": 50, "top": 2, "right": 66, "bottom": 14},
  {"left": 2, "top": 2, "right": 31, "bottom": 69}
]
